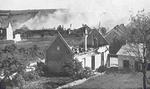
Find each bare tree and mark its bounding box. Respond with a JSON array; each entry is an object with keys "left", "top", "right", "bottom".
[{"left": 127, "top": 10, "right": 150, "bottom": 89}]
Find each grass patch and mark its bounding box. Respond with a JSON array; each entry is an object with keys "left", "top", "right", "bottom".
[{"left": 69, "top": 71, "right": 150, "bottom": 89}]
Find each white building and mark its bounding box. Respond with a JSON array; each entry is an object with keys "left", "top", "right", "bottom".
[{"left": 74, "top": 45, "right": 109, "bottom": 70}]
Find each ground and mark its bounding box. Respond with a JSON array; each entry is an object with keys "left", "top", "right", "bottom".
[{"left": 69, "top": 71, "right": 150, "bottom": 89}]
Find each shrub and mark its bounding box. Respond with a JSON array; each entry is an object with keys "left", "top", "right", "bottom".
[
  {"left": 36, "top": 62, "right": 48, "bottom": 76},
  {"left": 13, "top": 73, "right": 26, "bottom": 88},
  {"left": 3, "top": 44, "right": 17, "bottom": 53},
  {"left": 77, "top": 67, "right": 94, "bottom": 79},
  {"left": 62, "top": 60, "right": 95, "bottom": 80},
  {"left": 22, "top": 71, "right": 40, "bottom": 81},
  {"left": 96, "top": 66, "right": 107, "bottom": 73},
  {"left": 62, "top": 59, "right": 83, "bottom": 77}
]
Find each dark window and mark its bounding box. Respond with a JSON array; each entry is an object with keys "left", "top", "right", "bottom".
[
  {"left": 91, "top": 55, "right": 95, "bottom": 70},
  {"left": 123, "top": 60, "right": 129, "bottom": 69},
  {"left": 101, "top": 52, "right": 104, "bottom": 66}
]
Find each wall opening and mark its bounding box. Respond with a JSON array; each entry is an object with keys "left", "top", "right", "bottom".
[
  {"left": 123, "top": 60, "right": 129, "bottom": 69},
  {"left": 101, "top": 52, "right": 104, "bottom": 66},
  {"left": 91, "top": 55, "right": 95, "bottom": 70}
]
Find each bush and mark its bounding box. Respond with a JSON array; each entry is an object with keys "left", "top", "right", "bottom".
[
  {"left": 63, "top": 59, "right": 94, "bottom": 80},
  {"left": 96, "top": 66, "right": 107, "bottom": 73},
  {"left": 13, "top": 73, "right": 26, "bottom": 88},
  {"left": 77, "top": 67, "right": 94, "bottom": 79},
  {"left": 22, "top": 71, "right": 40, "bottom": 81},
  {"left": 62, "top": 59, "right": 83, "bottom": 77},
  {"left": 36, "top": 62, "right": 49, "bottom": 77}
]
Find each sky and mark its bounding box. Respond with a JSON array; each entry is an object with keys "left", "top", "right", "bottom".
[{"left": 0, "top": 0, "right": 150, "bottom": 29}]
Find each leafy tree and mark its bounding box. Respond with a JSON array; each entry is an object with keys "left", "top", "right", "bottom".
[
  {"left": 0, "top": 44, "right": 44, "bottom": 88},
  {"left": 0, "top": 44, "right": 29, "bottom": 88},
  {"left": 127, "top": 10, "right": 150, "bottom": 89}
]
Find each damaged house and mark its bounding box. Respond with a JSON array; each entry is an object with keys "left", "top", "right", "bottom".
[{"left": 45, "top": 26, "right": 109, "bottom": 74}]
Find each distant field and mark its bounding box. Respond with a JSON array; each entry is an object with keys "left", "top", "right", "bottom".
[
  {"left": 70, "top": 72, "right": 150, "bottom": 89},
  {"left": 0, "top": 36, "right": 83, "bottom": 49},
  {"left": 0, "top": 38, "right": 54, "bottom": 52}
]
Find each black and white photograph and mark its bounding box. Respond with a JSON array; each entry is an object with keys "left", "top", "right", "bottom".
[{"left": 0, "top": 0, "right": 150, "bottom": 89}]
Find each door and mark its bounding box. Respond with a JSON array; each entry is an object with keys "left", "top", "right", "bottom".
[
  {"left": 123, "top": 60, "right": 129, "bottom": 69},
  {"left": 91, "top": 55, "right": 95, "bottom": 70},
  {"left": 101, "top": 52, "right": 104, "bottom": 66},
  {"left": 135, "top": 61, "right": 142, "bottom": 72}
]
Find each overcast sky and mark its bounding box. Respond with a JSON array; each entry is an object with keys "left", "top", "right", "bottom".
[{"left": 0, "top": 0, "right": 150, "bottom": 29}]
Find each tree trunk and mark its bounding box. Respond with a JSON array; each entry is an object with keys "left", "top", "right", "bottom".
[{"left": 143, "top": 58, "right": 147, "bottom": 89}]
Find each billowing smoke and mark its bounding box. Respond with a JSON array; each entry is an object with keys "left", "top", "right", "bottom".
[
  {"left": 1, "top": 0, "right": 150, "bottom": 30},
  {"left": 17, "top": 9, "right": 96, "bottom": 30}
]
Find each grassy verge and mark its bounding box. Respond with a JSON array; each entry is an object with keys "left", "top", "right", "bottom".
[{"left": 69, "top": 71, "right": 150, "bottom": 89}]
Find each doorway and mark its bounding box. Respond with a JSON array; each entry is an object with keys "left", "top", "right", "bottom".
[
  {"left": 91, "top": 55, "right": 95, "bottom": 70},
  {"left": 123, "top": 60, "right": 129, "bottom": 69}
]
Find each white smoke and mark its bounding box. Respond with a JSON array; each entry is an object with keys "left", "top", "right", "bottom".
[
  {"left": 18, "top": 9, "right": 99, "bottom": 30},
  {"left": 3, "top": 0, "right": 150, "bottom": 30}
]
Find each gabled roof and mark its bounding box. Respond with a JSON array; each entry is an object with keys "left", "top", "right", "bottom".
[
  {"left": 64, "top": 37, "right": 84, "bottom": 47},
  {"left": 105, "top": 24, "right": 127, "bottom": 54},
  {"left": 117, "top": 43, "right": 143, "bottom": 57},
  {"left": 57, "top": 32, "right": 74, "bottom": 55},
  {"left": 90, "top": 28, "right": 109, "bottom": 46},
  {"left": 47, "top": 32, "right": 74, "bottom": 55},
  {"left": 105, "top": 24, "right": 127, "bottom": 44}
]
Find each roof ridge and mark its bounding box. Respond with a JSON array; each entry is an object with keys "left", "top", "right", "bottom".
[
  {"left": 57, "top": 32, "right": 74, "bottom": 55},
  {"left": 92, "top": 28, "right": 109, "bottom": 45}
]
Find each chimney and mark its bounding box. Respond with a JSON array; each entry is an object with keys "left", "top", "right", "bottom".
[{"left": 85, "top": 27, "right": 88, "bottom": 51}]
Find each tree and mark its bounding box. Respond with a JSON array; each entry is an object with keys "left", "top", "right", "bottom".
[
  {"left": 127, "top": 10, "right": 150, "bottom": 89},
  {"left": 0, "top": 44, "right": 28, "bottom": 88},
  {"left": 0, "top": 44, "right": 44, "bottom": 88}
]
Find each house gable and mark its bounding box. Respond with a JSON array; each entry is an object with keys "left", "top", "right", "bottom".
[
  {"left": 45, "top": 32, "right": 74, "bottom": 73},
  {"left": 46, "top": 32, "right": 73, "bottom": 61},
  {"left": 87, "top": 29, "right": 108, "bottom": 48}
]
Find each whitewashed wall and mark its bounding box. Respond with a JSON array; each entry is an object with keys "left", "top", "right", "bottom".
[{"left": 74, "top": 45, "right": 109, "bottom": 70}]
